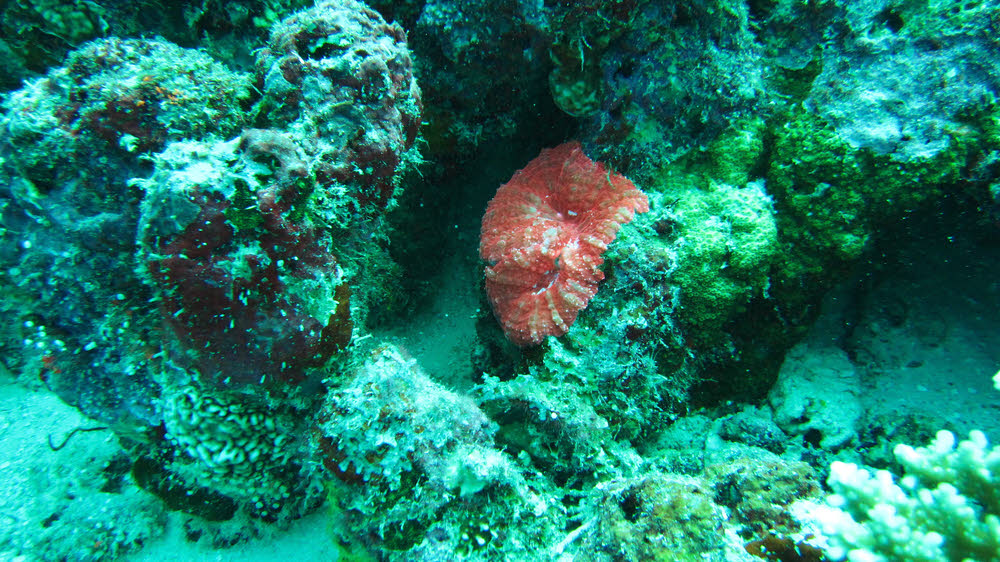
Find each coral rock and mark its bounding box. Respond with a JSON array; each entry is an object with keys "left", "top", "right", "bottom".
[
  {"left": 480, "top": 141, "right": 648, "bottom": 346},
  {"left": 256, "top": 0, "right": 422, "bottom": 212}
]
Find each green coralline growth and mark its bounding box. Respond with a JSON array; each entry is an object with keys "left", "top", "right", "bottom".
[
  {"left": 667, "top": 180, "right": 778, "bottom": 348},
  {"left": 766, "top": 107, "right": 980, "bottom": 302},
  {"left": 588, "top": 475, "right": 727, "bottom": 562},
  {"left": 627, "top": 118, "right": 777, "bottom": 352},
  {"left": 0, "top": 0, "right": 107, "bottom": 88}
]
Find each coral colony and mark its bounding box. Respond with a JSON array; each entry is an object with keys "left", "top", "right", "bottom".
[
  {"left": 480, "top": 142, "right": 649, "bottom": 346},
  {"left": 1, "top": 1, "right": 1000, "bottom": 561}
]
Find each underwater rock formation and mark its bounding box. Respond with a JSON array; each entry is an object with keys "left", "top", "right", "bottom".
[
  {"left": 0, "top": 0, "right": 423, "bottom": 533},
  {"left": 256, "top": 0, "right": 423, "bottom": 213},
  {"left": 317, "top": 343, "right": 562, "bottom": 557},
  {"left": 135, "top": 134, "right": 353, "bottom": 389},
  {"left": 0, "top": 36, "right": 253, "bottom": 421}
]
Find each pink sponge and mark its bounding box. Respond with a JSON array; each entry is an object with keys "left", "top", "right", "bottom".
[{"left": 480, "top": 142, "right": 649, "bottom": 346}]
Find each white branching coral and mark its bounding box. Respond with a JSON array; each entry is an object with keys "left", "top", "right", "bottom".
[{"left": 816, "top": 428, "right": 1000, "bottom": 562}]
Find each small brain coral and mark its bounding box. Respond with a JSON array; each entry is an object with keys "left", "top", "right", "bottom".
[{"left": 480, "top": 141, "right": 649, "bottom": 346}]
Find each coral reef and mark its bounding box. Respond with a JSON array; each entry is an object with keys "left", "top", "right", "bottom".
[
  {"left": 707, "top": 455, "right": 821, "bottom": 538},
  {"left": 586, "top": 474, "right": 728, "bottom": 562},
  {"left": 472, "top": 118, "right": 782, "bottom": 442},
  {"left": 1, "top": 35, "right": 251, "bottom": 185},
  {"left": 477, "top": 368, "right": 636, "bottom": 486},
  {"left": 0, "top": 0, "right": 109, "bottom": 89},
  {"left": 480, "top": 141, "right": 649, "bottom": 346},
  {"left": 766, "top": 107, "right": 977, "bottom": 290},
  {"left": 159, "top": 385, "right": 322, "bottom": 522},
  {"left": 0, "top": 0, "right": 314, "bottom": 92},
  {"left": 656, "top": 177, "right": 778, "bottom": 350},
  {"left": 1, "top": 0, "right": 1000, "bottom": 560},
  {"left": 545, "top": 0, "right": 641, "bottom": 119}
]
